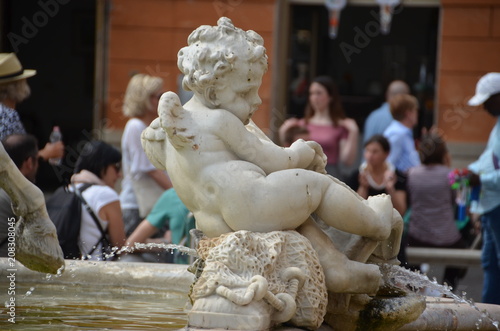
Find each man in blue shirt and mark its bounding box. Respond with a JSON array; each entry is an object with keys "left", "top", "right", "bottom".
[
  {"left": 364, "top": 80, "right": 410, "bottom": 143},
  {"left": 467, "top": 72, "right": 500, "bottom": 305},
  {"left": 383, "top": 94, "right": 420, "bottom": 173}
]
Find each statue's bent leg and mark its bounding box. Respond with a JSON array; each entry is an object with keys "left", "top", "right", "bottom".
[
  {"left": 219, "top": 169, "right": 392, "bottom": 238},
  {"left": 0, "top": 143, "right": 64, "bottom": 274},
  {"left": 316, "top": 183, "right": 393, "bottom": 242},
  {"left": 297, "top": 218, "right": 382, "bottom": 295}
]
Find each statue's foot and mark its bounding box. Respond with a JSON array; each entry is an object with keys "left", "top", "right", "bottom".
[
  {"left": 15, "top": 214, "right": 65, "bottom": 274},
  {"left": 375, "top": 282, "right": 408, "bottom": 297},
  {"left": 365, "top": 195, "right": 393, "bottom": 241},
  {"left": 357, "top": 293, "right": 426, "bottom": 331},
  {"left": 374, "top": 263, "right": 412, "bottom": 298}
]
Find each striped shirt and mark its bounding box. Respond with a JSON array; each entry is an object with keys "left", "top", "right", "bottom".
[{"left": 407, "top": 165, "right": 462, "bottom": 246}]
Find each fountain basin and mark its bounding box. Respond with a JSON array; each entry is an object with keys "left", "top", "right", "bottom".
[
  {"left": 1, "top": 258, "right": 499, "bottom": 330},
  {"left": 0, "top": 258, "right": 193, "bottom": 330}
]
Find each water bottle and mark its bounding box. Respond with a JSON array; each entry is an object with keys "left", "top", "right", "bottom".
[{"left": 49, "top": 126, "right": 62, "bottom": 165}]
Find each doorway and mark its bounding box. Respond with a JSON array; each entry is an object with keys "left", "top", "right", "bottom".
[{"left": 0, "top": 0, "right": 97, "bottom": 191}]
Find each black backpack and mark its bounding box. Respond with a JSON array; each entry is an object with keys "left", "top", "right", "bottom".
[{"left": 46, "top": 183, "right": 93, "bottom": 259}]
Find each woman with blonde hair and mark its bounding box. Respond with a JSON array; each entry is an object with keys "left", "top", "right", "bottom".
[{"left": 120, "top": 74, "right": 172, "bottom": 235}]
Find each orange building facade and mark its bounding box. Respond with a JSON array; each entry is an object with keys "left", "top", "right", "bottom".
[
  {"left": 104, "top": 0, "right": 500, "bottom": 165},
  {"left": 437, "top": 0, "right": 500, "bottom": 164},
  {"left": 105, "top": 0, "right": 276, "bottom": 133}
]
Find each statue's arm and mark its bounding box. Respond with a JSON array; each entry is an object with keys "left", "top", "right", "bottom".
[
  {"left": 244, "top": 119, "right": 272, "bottom": 143},
  {"left": 221, "top": 114, "right": 321, "bottom": 174}
]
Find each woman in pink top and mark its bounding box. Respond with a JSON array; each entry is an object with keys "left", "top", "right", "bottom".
[{"left": 280, "top": 76, "right": 359, "bottom": 179}]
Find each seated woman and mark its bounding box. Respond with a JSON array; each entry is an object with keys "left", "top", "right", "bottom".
[
  {"left": 346, "top": 134, "right": 406, "bottom": 217},
  {"left": 125, "top": 188, "right": 195, "bottom": 264},
  {"left": 71, "top": 141, "right": 126, "bottom": 260},
  {"left": 407, "top": 133, "right": 467, "bottom": 291}
]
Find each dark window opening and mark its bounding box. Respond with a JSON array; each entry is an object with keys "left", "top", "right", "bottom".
[{"left": 1, "top": 0, "right": 96, "bottom": 191}]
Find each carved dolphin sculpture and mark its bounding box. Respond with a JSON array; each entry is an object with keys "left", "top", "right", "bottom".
[{"left": 0, "top": 142, "right": 64, "bottom": 274}]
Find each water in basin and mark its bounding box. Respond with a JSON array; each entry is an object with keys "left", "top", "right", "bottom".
[{"left": 1, "top": 283, "right": 188, "bottom": 330}]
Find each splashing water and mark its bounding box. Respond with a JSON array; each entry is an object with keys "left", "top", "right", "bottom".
[
  {"left": 24, "top": 286, "right": 35, "bottom": 297},
  {"left": 380, "top": 264, "right": 453, "bottom": 295},
  {"left": 68, "top": 242, "right": 199, "bottom": 262},
  {"left": 381, "top": 264, "right": 500, "bottom": 330},
  {"left": 110, "top": 242, "right": 199, "bottom": 261},
  {"left": 25, "top": 243, "right": 197, "bottom": 304}
]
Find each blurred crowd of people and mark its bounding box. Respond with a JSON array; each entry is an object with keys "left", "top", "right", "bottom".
[
  {"left": 278, "top": 73, "right": 500, "bottom": 302},
  {"left": 0, "top": 51, "right": 499, "bottom": 303},
  {"left": 0, "top": 53, "right": 193, "bottom": 265}
]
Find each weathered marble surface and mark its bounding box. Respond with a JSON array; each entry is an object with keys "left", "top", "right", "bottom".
[
  {"left": 0, "top": 142, "right": 64, "bottom": 274},
  {"left": 141, "top": 17, "right": 409, "bottom": 330}
]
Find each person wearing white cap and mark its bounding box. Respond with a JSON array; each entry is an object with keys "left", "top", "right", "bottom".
[
  {"left": 467, "top": 72, "right": 500, "bottom": 305},
  {"left": 0, "top": 53, "right": 63, "bottom": 162}
]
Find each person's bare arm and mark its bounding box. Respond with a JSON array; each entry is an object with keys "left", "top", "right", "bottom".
[
  {"left": 147, "top": 169, "right": 173, "bottom": 190},
  {"left": 38, "top": 141, "right": 64, "bottom": 161},
  {"left": 126, "top": 220, "right": 168, "bottom": 253},
  {"left": 277, "top": 118, "right": 300, "bottom": 146},
  {"left": 384, "top": 171, "right": 406, "bottom": 216},
  {"left": 339, "top": 118, "right": 359, "bottom": 166},
  {"left": 389, "top": 190, "right": 406, "bottom": 217},
  {"left": 98, "top": 201, "right": 126, "bottom": 248},
  {"left": 357, "top": 172, "right": 369, "bottom": 199},
  {"left": 126, "top": 220, "right": 159, "bottom": 246}
]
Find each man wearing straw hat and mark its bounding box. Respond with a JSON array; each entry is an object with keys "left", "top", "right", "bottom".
[
  {"left": 0, "top": 53, "right": 63, "bottom": 161},
  {"left": 0, "top": 53, "right": 65, "bottom": 273},
  {"left": 467, "top": 72, "right": 500, "bottom": 305}
]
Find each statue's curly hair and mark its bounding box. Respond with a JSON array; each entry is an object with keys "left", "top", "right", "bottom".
[{"left": 178, "top": 17, "right": 268, "bottom": 95}]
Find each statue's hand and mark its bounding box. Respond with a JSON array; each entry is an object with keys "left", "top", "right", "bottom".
[
  {"left": 141, "top": 117, "right": 167, "bottom": 170},
  {"left": 305, "top": 141, "right": 327, "bottom": 174}
]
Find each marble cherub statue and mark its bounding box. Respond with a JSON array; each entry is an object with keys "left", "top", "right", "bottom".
[
  {"left": 142, "top": 17, "right": 404, "bottom": 328},
  {"left": 143, "top": 16, "right": 402, "bottom": 294}
]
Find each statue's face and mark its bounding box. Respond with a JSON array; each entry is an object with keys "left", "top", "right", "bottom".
[{"left": 214, "top": 58, "right": 265, "bottom": 124}]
